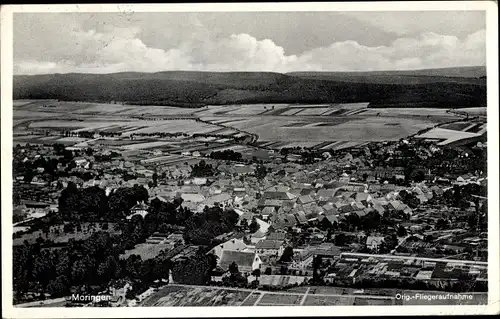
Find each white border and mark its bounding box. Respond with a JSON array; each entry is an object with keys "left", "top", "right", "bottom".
[{"left": 1, "top": 2, "right": 499, "bottom": 317}]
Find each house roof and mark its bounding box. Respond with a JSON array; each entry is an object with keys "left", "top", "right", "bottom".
[
  {"left": 317, "top": 189, "right": 335, "bottom": 199},
  {"left": 219, "top": 250, "right": 257, "bottom": 269},
  {"left": 355, "top": 192, "right": 370, "bottom": 202},
  {"left": 366, "top": 236, "right": 385, "bottom": 246},
  {"left": 181, "top": 193, "right": 206, "bottom": 203},
  {"left": 297, "top": 195, "right": 315, "bottom": 204},
  {"left": 255, "top": 239, "right": 284, "bottom": 250},
  {"left": 266, "top": 232, "right": 286, "bottom": 241},
  {"left": 295, "top": 211, "right": 308, "bottom": 223},
  {"left": 326, "top": 215, "right": 339, "bottom": 224},
  {"left": 262, "top": 206, "right": 275, "bottom": 215}
]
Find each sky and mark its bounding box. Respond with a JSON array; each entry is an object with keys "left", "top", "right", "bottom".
[{"left": 13, "top": 11, "right": 486, "bottom": 74}]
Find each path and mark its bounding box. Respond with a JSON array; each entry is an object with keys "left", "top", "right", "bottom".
[{"left": 300, "top": 287, "right": 311, "bottom": 306}]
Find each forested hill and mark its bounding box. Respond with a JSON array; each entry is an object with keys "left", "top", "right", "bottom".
[{"left": 14, "top": 68, "right": 486, "bottom": 108}]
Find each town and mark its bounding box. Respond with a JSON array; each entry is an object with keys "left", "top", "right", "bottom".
[{"left": 12, "top": 115, "right": 488, "bottom": 307}]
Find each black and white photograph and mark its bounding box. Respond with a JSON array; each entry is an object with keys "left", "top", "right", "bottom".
[{"left": 1, "top": 2, "right": 499, "bottom": 317}]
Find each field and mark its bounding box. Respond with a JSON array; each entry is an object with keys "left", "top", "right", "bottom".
[
  {"left": 139, "top": 284, "right": 403, "bottom": 307},
  {"left": 13, "top": 223, "right": 121, "bottom": 246},
  {"left": 119, "top": 243, "right": 172, "bottom": 260},
  {"left": 14, "top": 100, "right": 470, "bottom": 152},
  {"left": 141, "top": 286, "right": 252, "bottom": 307},
  {"left": 415, "top": 127, "right": 483, "bottom": 145}
]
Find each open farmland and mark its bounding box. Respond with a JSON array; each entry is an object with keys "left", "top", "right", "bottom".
[
  {"left": 415, "top": 127, "right": 483, "bottom": 146},
  {"left": 14, "top": 100, "right": 469, "bottom": 152}
]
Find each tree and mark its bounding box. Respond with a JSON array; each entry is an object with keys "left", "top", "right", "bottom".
[
  {"left": 279, "top": 246, "right": 294, "bottom": 263},
  {"left": 251, "top": 269, "right": 261, "bottom": 278},
  {"left": 229, "top": 262, "right": 239, "bottom": 275},
  {"left": 397, "top": 225, "right": 407, "bottom": 237},
  {"left": 334, "top": 233, "right": 348, "bottom": 246},
  {"left": 47, "top": 275, "right": 69, "bottom": 297},
  {"left": 264, "top": 267, "right": 272, "bottom": 275},
  {"left": 249, "top": 218, "right": 260, "bottom": 233},
  {"left": 255, "top": 164, "right": 267, "bottom": 179}
]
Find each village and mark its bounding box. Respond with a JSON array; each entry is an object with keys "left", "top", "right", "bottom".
[{"left": 11, "top": 124, "right": 488, "bottom": 307}]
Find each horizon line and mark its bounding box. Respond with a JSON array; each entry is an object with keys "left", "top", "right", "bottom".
[{"left": 13, "top": 65, "right": 487, "bottom": 77}]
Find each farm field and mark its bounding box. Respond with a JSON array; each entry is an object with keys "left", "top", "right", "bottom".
[
  {"left": 14, "top": 101, "right": 472, "bottom": 151},
  {"left": 415, "top": 127, "right": 482, "bottom": 145}
]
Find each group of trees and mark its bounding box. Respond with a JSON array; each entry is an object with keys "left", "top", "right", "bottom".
[
  {"left": 254, "top": 164, "right": 268, "bottom": 179},
  {"left": 58, "top": 183, "right": 149, "bottom": 222},
  {"left": 13, "top": 230, "right": 175, "bottom": 303},
  {"left": 190, "top": 160, "right": 216, "bottom": 177},
  {"left": 60, "top": 130, "right": 122, "bottom": 138},
  {"left": 183, "top": 205, "right": 239, "bottom": 245},
  {"left": 209, "top": 150, "right": 243, "bottom": 161}
]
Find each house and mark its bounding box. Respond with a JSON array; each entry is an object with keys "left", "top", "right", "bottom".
[
  {"left": 205, "top": 193, "right": 232, "bottom": 206},
  {"left": 295, "top": 211, "right": 308, "bottom": 224},
  {"left": 297, "top": 195, "right": 315, "bottom": 205},
  {"left": 208, "top": 238, "right": 249, "bottom": 260},
  {"left": 388, "top": 200, "right": 412, "bottom": 214},
  {"left": 366, "top": 236, "right": 385, "bottom": 251},
  {"left": 219, "top": 250, "right": 262, "bottom": 274},
  {"left": 354, "top": 192, "right": 372, "bottom": 206},
  {"left": 272, "top": 214, "right": 297, "bottom": 229},
  {"left": 181, "top": 193, "right": 206, "bottom": 203},
  {"left": 73, "top": 157, "right": 88, "bottom": 167},
  {"left": 266, "top": 232, "right": 286, "bottom": 241},
  {"left": 318, "top": 214, "right": 339, "bottom": 226},
  {"left": 316, "top": 189, "right": 335, "bottom": 201},
  {"left": 126, "top": 201, "right": 149, "bottom": 220},
  {"left": 261, "top": 206, "right": 275, "bottom": 220},
  {"left": 351, "top": 201, "right": 366, "bottom": 211},
  {"left": 255, "top": 239, "right": 285, "bottom": 257}
]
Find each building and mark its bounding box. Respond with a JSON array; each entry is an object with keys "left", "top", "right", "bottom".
[
  {"left": 208, "top": 238, "right": 249, "bottom": 260},
  {"left": 366, "top": 236, "right": 385, "bottom": 252},
  {"left": 219, "top": 250, "right": 262, "bottom": 274},
  {"left": 126, "top": 201, "right": 149, "bottom": 220},
  {"left": 255, "top": 239, "right": 285, "bottom": 257}
]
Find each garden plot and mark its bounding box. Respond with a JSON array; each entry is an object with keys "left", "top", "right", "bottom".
[
  {"left": 144, "top": 287, "right": 251, "bottom": 307},
  {"left": 303, "top": 295, "right": 355, "bottom": 306},
  {"left": 257, "top": 293, "right": 302, "bottom": 306}
]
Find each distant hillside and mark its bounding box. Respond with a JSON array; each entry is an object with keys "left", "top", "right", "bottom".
[
  {"left": 13, "top": 69, "right": 486, "bottom": 108},
  {"left": 288, "top": 66, "right": 487, "bottom": 85}
]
